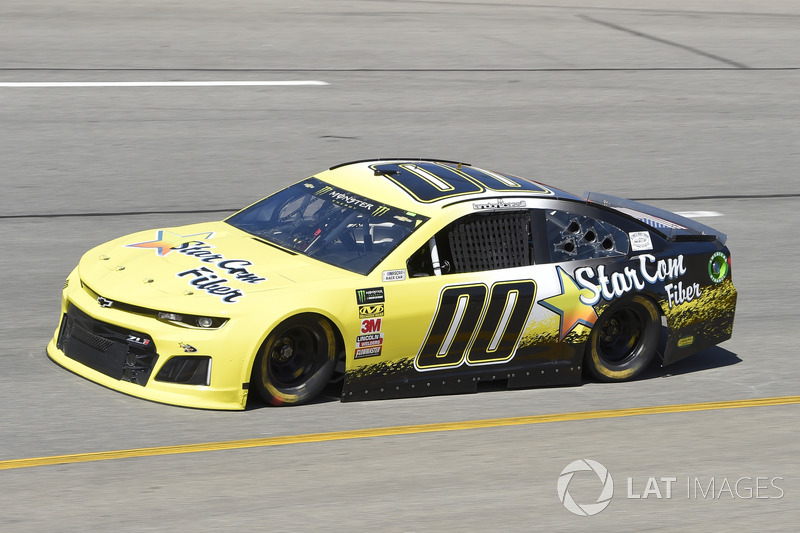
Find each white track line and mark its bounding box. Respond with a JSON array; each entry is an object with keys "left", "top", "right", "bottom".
[
  {"left": 0, "top": 81, "right": 328, "bottom": 87},
  {"left": 675, "top": 211, "right": 724, "bottom": 218}
]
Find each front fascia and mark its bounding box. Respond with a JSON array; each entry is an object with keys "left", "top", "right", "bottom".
[{"left": 49, "top": 260, "right": 360, "bottom": 410}]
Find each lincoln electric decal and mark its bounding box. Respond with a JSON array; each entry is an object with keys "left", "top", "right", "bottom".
[{"left": 126, "top": 230, "right": 266, "bottom": 303}]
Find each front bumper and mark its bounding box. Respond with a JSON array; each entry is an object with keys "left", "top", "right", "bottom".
[{"left": 47, "top": 271, "right": 254, "bottom": 410}]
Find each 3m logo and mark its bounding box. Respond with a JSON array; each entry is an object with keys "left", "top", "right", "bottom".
[
  {"left": 359, "top": 304, "right": 384, "bottom": 318},
  {"left": 373, "top": 206, "right": 390, "bottom": 216},
  {"left": 315, "top": 186, "right": 333, "bottom": 196},
  {"left": 361, "top": 318, "right": 382, "bottom": 334}
]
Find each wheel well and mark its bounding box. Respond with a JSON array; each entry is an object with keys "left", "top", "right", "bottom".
[
  {"left": 587, "top": 292, "right": 665, "bottom": 359},
  {"left": 249, "top": 312, "right": 346, "bottom": 384}
]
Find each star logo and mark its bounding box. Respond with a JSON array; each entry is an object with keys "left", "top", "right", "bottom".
[
  {"left": 125, "top": 230, "right": 215, "bottom": 256},
  {"left": 539, "top": 266, "right": 599, "bottom": 341}
]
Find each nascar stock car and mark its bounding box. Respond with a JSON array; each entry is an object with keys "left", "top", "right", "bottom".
[{"left": 48, "top": 159, "right": 736, "bottom": 409}]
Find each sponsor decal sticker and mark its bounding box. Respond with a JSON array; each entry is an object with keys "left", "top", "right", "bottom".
[
  {"left": 356, "top": 287, "right": 385, "bottom": 305},
  {"left": 359, "top": 304, "right": 384, "bottom": 318},
  {"left": 179, "top": 342, "right": 198, "bottom": 353},
  {"left": 677, "top": 336, "right": 694, "bottom": 348},
  {"left": 628, "top": 231, "right": 653, "bottom": 252},
  {"left": 356, "top": 333, "right": 384, "bottom": 349},
  {"left": 382, "top": 269, "right": 406, "bottom": 282},
  {"left": 360, "top": 318, "right": 382, "bottom": 334},
  {"left": 355, "top": 346, "right": 382, "bottom": 359},
  {"left": 708, "top": 252, "right": 729, "bottom": 284}
]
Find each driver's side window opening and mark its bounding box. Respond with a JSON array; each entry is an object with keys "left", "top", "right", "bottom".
[{"left": 408, "top": 211, "right": 533, "bottom": 276}]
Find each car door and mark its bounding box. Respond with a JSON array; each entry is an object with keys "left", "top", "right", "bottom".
[{"left": 384, "top": 209, "right": 568, "bottom": 374}]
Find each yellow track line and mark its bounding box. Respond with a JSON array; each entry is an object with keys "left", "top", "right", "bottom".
[{"left": 2, "top": 395, "right": 798, "bottom": 471}]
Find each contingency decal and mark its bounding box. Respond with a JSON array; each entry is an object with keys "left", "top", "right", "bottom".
[
  {"left": 356, "top": 287, "right": 385, "bottom": 305},
  {"left": 628, "top": 231, "right": 653, "bottom": 252},
  {"left": 382, "top": 269, "right": 406, "bottom": 282},
  {"left": 126, "top": 230, "right": 215, "bottom": 256},
  {"left": 355, "top": 318, "right": 384, "bottom": 359},
  {"left": 708, "top": 252, "right": 729, "bottom": 284},
  {"left": 359, "top": 304, "right": 384, "bottom": 318},
  {"left": 538, "top": 266, "right": 599, "bottom": 341}
]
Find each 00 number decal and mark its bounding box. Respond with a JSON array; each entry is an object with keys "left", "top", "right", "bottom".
[{"left": 415, "top": 280, "right": 536, "bottom": 370}]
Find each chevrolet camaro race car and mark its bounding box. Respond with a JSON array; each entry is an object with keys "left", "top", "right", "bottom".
[{"left": 48, "top": 159, "right": 737, "bottom": 410}]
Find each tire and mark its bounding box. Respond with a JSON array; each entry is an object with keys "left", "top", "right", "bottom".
[
  {"left": 585, "top": 295, "right": 660, "bottom": 382},
  {"left": 252, "top": 315, "right": 337, "bottom": 406}
]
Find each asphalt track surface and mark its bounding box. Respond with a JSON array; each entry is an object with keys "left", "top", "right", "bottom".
[{"left": 1, "top": 0, "right": 799, "bottom": 530}]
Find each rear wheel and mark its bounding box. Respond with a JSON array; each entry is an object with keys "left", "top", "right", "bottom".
[
  {"left": 252, "top": 315, "right": 337, "bottom": 406},
  {"left": 585, "top": 295, "right": 660, "bottom": 382}
]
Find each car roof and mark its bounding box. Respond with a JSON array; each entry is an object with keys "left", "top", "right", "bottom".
[{"left": 314, "top": 159, "right": 584, "bottom": 216}]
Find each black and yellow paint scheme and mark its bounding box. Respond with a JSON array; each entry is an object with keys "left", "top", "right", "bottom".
[{"left": 47, "top": 159, "right": 736, "bottom": 409}]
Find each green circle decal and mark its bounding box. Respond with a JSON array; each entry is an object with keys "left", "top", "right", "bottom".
[{"left": 708, "top": 252, "right": 729, "bottom": 283}]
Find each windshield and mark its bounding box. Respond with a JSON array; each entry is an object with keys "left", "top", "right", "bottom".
[{"left": 226, "top": 178, "right": 429, "bottom": 275}]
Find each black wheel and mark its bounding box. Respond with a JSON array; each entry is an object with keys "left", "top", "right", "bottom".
[
  {"left": 585, "top": 295, "right": 660, "bottom": 382},
  {"left": 252, "top": 315, "right": 337, "bottom": 406}
]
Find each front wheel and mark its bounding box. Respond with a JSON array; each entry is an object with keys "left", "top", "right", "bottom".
[
  {"left": 252, "top": 315, "right": 337, "bottom": 406},
  {"left": 585, "top": 295, "right": 660, "bottom": 382}
]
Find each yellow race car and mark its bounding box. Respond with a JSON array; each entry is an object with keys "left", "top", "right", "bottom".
[{"left": 48, "top": 159, "right": 736, "bottom": 409}]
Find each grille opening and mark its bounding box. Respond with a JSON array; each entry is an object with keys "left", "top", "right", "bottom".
[
  {"left": 57, "top": 304, "right": 158, "bottom": 386},
  {"left": 156, "top": 356, "right": 211, "bottom": 386}
]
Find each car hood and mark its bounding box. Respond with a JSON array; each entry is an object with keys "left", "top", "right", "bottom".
[{"left": 78, "top": 221, "right": 353, "bottom": 308}]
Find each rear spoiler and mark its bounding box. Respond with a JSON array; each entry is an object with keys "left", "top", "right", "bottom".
[{"left": 584, "top": 191, "right": 727, "bottom": 245}]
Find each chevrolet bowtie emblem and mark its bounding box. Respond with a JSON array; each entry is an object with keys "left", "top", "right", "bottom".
[{"left": 97, "top": 297, "right": 114, "bottom": 308}]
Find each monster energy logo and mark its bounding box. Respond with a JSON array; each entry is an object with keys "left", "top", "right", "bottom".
[
  {"left": 373, "top": 206, "right": 390, "bottom": 216},
  {"left": 315, "top": 186, "right": 333, "bottom": 196},
  {"left": 356, "top": 287, "right": 385, "bottom": 304}
]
